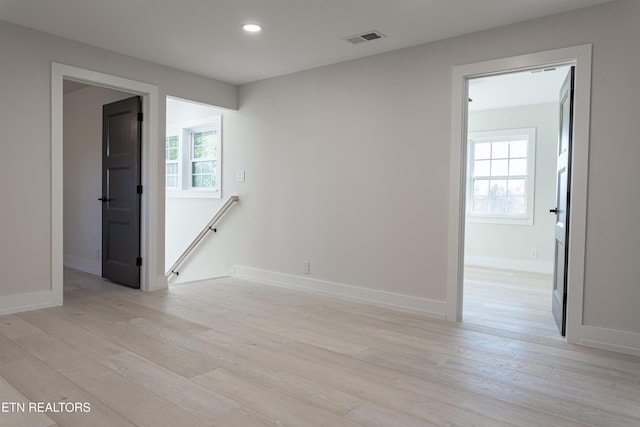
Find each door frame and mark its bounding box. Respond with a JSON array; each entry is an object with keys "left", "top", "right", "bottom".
[
  {"left": 446, "top": 45, "right": 592, "bottom": 345},
  {"left": 52, "top": 62, "right": 162, "bottom": 300}
]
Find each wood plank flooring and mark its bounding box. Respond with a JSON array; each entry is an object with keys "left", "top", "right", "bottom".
[
  {"left": 0, "top": 268, "right": 639, "bottom": 426},
  {"left": 463, "top": 267, "right": 560, "bottom": 338}
]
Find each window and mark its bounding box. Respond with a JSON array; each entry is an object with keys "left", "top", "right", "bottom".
[
  {"left": 165, "top": 115, "right": 221, "bottom": 198},
  {"left": 190, "top": 129, "right": 217, "bottom": 188},
  {"left": 165, "top": 135, "right": 180, "bottom": 189},
  {"left": 467, "top": 128, "right": 536, "bottom": 225}
]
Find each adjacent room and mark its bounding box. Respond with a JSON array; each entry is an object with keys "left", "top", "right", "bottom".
[
  {"left": 1, "top": 0, "right": 640, "bottom": 425},
  {"left": 463, "top": 67, "right": 569, "bottom": 338}
]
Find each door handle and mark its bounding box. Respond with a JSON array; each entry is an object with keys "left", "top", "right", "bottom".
[
  {"left": 549, "top": 208, "right": 560, "bottom": 214},
  {"left": 99, "top": 197, "right": 111, "bottom": 202}
]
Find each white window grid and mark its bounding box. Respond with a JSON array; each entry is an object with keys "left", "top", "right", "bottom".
[
  {"left": 165, "top": 115, "right": 222, "bottom": 199},
  {"left": 466, "top": 127, "right": 536, "bottom": 225},
  {"left": 190, "top": 128, "right": 218, "bottom": 189},
  {"left": 165, "top": 135, "right": 180, "bottom": 189}
]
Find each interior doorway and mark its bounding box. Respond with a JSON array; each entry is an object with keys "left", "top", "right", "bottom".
[
  {"left": 51, "top": 63, "right": 161, "bottom": 306},
  {"left": 461, "top": 67, "right": 569, "bottom": 336},
  {"left": 446, "top": 45, "right": 593, "bottom": 346},
  {"left": 63, "top": 82, "right": 137, "bottom": 279}
]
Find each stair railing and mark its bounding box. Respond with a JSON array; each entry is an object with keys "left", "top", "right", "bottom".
[{"left": 166, "top": 195, "right": 239, "bottom": 278}]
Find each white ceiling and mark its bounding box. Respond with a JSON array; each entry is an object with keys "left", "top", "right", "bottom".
[
  {"left": 0, "top": 0, "right": 615, "bottom": 85},
  {"left": 62, "top": 79, "right": 89, "bottom": 95},
  {"left": 469, "top": 66, "right": 571, "bottom": 111}
]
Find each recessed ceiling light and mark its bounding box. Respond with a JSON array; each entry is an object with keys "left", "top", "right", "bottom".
[{"left": 242, "top": 23, "right": 262, "bottom": 33}]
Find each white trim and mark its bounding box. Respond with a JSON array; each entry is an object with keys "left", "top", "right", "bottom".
[
  {"left": 466, "top": 127, "right": 536, "bottom": 225},
  {"left": 165, "top": 190, "right": 221, "bottom": 199},
  {"left": 0, "top": 291, "right": 61, "bottom": 316},
  {"left": 167, "top": 274, "right": 232, "bottom": 287},
  {"left": 52, "top": 62, "right": 161, "bottom": 306},
  {"left": 447, "top": 46, "right": 592, "bottom": 347},
  {"left": 464, "top": 256, "right": 553, "bottom": 275},
  {"left": 155, "top": 275, "right": 169, "bottom": 291},
  {"left": 578, "top": 326, "right": 640, "bottom": 357},
  {"left": 165, "top": 115, "right": 222, "bottom": 198},
  {"left": 233, "top": 265, "right": 447, "bottom": 318},
  {"left": 63, "top": 255, "right": 101, "bottom": 276}
]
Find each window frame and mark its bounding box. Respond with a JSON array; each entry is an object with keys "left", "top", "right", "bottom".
[
  {"left": 189, "top": 126, "right": 218, "bottom": 189},
  {"left": 165, "top": 134, "right": 181, "bottom": 190},
  {"left": 165, "top": 115, "right": 222, "bottom": 199},
  {"left": 466, "top": 127, "right": 536, "bottom": 225}
]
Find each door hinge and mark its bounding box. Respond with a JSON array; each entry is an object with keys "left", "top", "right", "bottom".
[
  {"left": 137, "top": 185, "right": 143, "bottom": 195},
  {"left": 137, "top": 112, "right": 143, "bottom": 122},
  {"left": 136, "top": 257, "right": 142, "bottom": 267}
]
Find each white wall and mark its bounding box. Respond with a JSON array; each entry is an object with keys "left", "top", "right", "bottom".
[
  {"left": 165, "top": 100, "right": 249, "bottom": 284},
  {"left": 465, "top": 103, "right": 558, "bottom": 274},
  {"left": 183, "top": 0, "right": 640, "bottom": 342},
  {"left": 164, "top": 97, "right": 238, "bottom": 278},
  {"left": 63, "top": 85, "right": 133, "bottom": 275},
  {"left": 234, "top": 63, "right": 450, "bottom": 301},
  {"left": 2, "top": 0, "right": 640, "bottom": 351},
  {"left": 0, "top": 19, "right": 235, "bottom": 305}
]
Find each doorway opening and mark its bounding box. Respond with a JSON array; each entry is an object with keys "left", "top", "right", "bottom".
[
  {"left": 446, "top": 45, "right": 592, "bottom": 346},
  {"left": 462, "top": 66, "right": 570, "bottom": 337},
  {"left": 63, "top": 82, "right": 137, "bottom": 279},
  {"left": 51, "top": 63, "right": 161, "bottom": 306},
  {"left": 164, "top": 96, "right": 226, "bottom": 285}
]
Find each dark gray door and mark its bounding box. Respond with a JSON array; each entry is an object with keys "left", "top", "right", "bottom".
[
  {"left": 551, "top": 67, "right": 574, "bottom": 335},
  {"left": 101, "top": 96, "right": 142, "bottom": 288}
]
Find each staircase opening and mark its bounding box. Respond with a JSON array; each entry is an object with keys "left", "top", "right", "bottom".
[{"left": 165, "top": 96, "right": 227, "bottom": 282}]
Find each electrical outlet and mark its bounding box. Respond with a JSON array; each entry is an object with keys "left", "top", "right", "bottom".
[{"left": 302, "top": 261, "right": 310, "bottom": 275}]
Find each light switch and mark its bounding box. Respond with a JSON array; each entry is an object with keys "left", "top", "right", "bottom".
[{"left": 236, "top": 170, "right": 246, "bottom": 182}]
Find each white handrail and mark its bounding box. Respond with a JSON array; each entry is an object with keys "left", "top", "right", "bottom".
[{"left": 166, "top": 195, "right": 239, "bottom": 278}]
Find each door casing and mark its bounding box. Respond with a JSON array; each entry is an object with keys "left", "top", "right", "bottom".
[
  {"left": 446, "top": 45, "right": 592, "bottom": 345},
  {"left": 52, "top": 63, "right": 163, "bottom": 303}
]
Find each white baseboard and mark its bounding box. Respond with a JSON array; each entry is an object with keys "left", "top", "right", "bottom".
[
  {"left": 64, "top": 254, "right": 100, "bottom": 276},
  {"left": 232, "top": 265, "right": 447, "bottom": 319},
  {"left": 167, "top": 273, "right": 232, "bottom": 287},
  {"left": 0, "top": 290, "right": 61, "bottom": 316},
  {"left": 464, "top": 255, "right": 553, "bottom": 274},
  {"left": 153, "top": 275, "right": 169, "bottom": 291},
  {"left": 576, "top": 325, "right": 640, "bottom": 357}
]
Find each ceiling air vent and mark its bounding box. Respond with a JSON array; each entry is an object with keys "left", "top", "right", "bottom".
[{"left": 344, "top": 30, "right": 386, "bottom": 45}]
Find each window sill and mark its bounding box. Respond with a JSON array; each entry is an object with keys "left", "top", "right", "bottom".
[
  {"left": 466, "top": 214, "right": 533, "bottom": 226},
  {"left": 166, "top": 189, "right": 221, "bottom": 199}
]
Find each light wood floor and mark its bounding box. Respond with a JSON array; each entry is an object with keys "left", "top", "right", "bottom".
[
  {"left": 1, "top": 269, "right": 639, "bottom": 426},
  {"left": 463, "top": 267, "right": 560, "bottom": 338}
]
